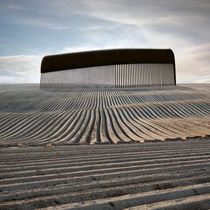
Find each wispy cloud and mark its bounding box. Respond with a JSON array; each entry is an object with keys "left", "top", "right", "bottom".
[
  {"left": 0, "top": 55, "right": 42, "bottom": 83},
  {"left": 0, "top": 0, "right": 209, "bottom": 83},
  {"left": 177, "top": 43, "right": 210, "bottom": 83}
]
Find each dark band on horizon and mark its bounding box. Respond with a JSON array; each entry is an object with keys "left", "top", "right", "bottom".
[{"left": 41, "top": 48, "right": 175, "bottom": 70}]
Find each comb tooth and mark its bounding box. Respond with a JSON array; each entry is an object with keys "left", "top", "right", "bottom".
[{"left": 40, "top": 49, "right": 176, "bottom": 89}]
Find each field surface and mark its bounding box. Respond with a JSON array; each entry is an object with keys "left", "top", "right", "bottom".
[
  {"left": 1, "top": 140, "right": 210, "bottom": 209},
  {"left": 1, "top": 84, "right": 210, "bottom": 209},
  {"left": 1, "top": 84, "right": 210, "bottom": 145}
]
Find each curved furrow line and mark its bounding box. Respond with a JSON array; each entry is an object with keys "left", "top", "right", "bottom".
[
  {"left": 101, "top": 95, "right": 120, "bottom": 143},
  {"left": 171, "top": 103, "right": 205, "bottom": 118},
  {"left": 81, "top": 96, "right": 92, "bottom": 110},
  {"left": 99, "top": 110, "right": 112, "bottom": 143},
  {"left": 120, "top": 108, "right": 159, "bottom": 140},
  {"left": 196, "top": 101, "right": 210, "bottom": 113},
  {"left": 149, "top": 118, "right": 183, "bottom": 138},
  {"left": 64, "top": 96, "right": 80, "bottom": 110},
  {"left": 1, "top": 113, "right": 58, "bottom": 141},
  {"left": 85, "top": 95, "right": 95, "bottom": 110},
  {"left": 147, "top": 119, "right": 188, "bottom": 138},
  {"left": 157, "top": 104, "right": 189, "bottom": 118},
  {"left": 145, "top": 95, "right": 155, "bottom": 102},
  {"left": 13, "top": 113, "right": 74, "bottom": 143},
  {"left": 23, "top": 97, "right": 52, "bottom": 111},
  {"left": 121, "top": 94, "right": 132, "bottom": 106},
  {"left": 113, "top": 108, "right": 144, "bottom": 141},
  {"left": 125, "top": 107, "right": 172, "bottom": 140},
  {"left": 143, "top": 120, "right": 183, "bottom": 139},
  {"left": 55, "top": 98, "right": 71, "bottom": 111},
  {"left": 1, "top": 85, "right": 210, "bottom": 144},
  {"left": 133, "top": 94, "right": 143, "bottom": 104},
  {"left": 88, "top": 95, "right": 100, "bottom": 144},
  {"left": 79, "top": 110, "right": 95, "bottom": 144},
  {"left": 47, "top": 96, "right": 74, "bottom": 111},
  {"left": 99, "top": 92, "right": 112, "bottom": 143},
  {"left": 168, "top": 119, "right": 208, "bottom": 137},
  {"left": 72, "top": 96, "right": 87, "bottom": 110},
  {"left": 61, "top": 95, "right": 79, "bottom": 111},
  {"left": 152, "top": 103, "right": 184, "bottom": 119},
  {"left": 154, "top": 103, "right": 185, "bottom": 119},
  {"left": 87, "top": 111, "right": 97, "bottom": 144},
  {"left": 68, "top": 110, "right": 91, "bottom": 144},
  {"left": 130, "top": 106, "right": 149, "bottom": 120},
  {"left": 144, "top": 104, "right": 172, "bottom": 119},
  {"left": 126, "top": 107, "right": 178, "bottom": 138},
  {"left": 148, "top": 103, "right": 186, "bottom": 119},
  {"left": 9, "top": 111, "right": 73, "bottom": 142},
  {"left": 155, "top": 119, "right": 199, "bottom": 139},
  {"left": 105, "top": 92, "right": 117, "bottom": 109},
  {"left": 2, "top": 112, "right": 37, "bottom": 128},
  {"left": 0, "top": 113, "right": 46, "bottom": 138},
  {"left": 63, "top": 96, "right": 79, "bottom": 109},
  {"left": 30, "top": 97, "right": 57, "bottom": 111},
  {"left": 175, "top": 103, "right": 206, "bottom": 117},
  {"left": 109, "top": 95, "right": 119, "bottom": 108},
  {"left": 74, "top": 95, "right": 89, "bottom": 110},
  {"left": 136, "top": 107, "right": 181, "bottom": 139},
  {"left": 69, "top": 92, "right": 84, "bottom": 110},
  {"left": 34, "top": 98, "right": 60, "bottom": 111},
  {"left": 26, "top": 111, "right": 79, "bottom": 144},
  {"left": 126, "top": 95, "right": 139, "bottom": 105},
  {"left": 53, "top": 110, "right": 89, "bottom": 144},
  {"left": 142, "top": 105, "right": 165, "bottom": 119},
  {"left": 90, "top": 95, "right": 97, "bottom": 110},
  {"left": 38, "top": 111, "right": 83, "bottom": 144},
  {"left": 137, "top": 106, "right": 158, "bottom": 119},
  {"left": 50, "top": 98, "right": 72, "bottom": 111},
  {"left": 107, "top": 109, "right": 132, "bottom": 142},
  {"left": 124, "top": 94, "right": 134, "bottom": 105},
  {"left": 190, "top": 102, "right": 210, "bottom": 115},
  {"left": 0, "top": 112, "right": 31, "bottom": 127},
  {"left": 147, "top": 103, "right": 186, "bottom": 119},
  {"left": 114, "top": 95, "right": 125, "bottom": 108},
  {"left": 103, "top": 109, "right": 124, "bottom": 143},
  {"left": 19, "top": 99, "right": 44, "bottom": 112},
  {"left": 93, "top": 110, "right": 100, "bottom": 144},
  {"left": 41, "top": 98, "right": 61, "bottom": 111}
]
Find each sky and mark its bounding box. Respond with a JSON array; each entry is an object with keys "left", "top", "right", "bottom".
[{"left": 0, "top": 0, "right": 210, "bottom": 84}]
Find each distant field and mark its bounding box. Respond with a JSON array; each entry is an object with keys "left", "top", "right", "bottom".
[{"left": 1, "top": 84, "right": 210, "bottom": 145}]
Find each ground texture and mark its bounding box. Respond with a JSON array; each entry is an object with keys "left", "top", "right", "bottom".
[
  {"left": 1, "top": 84, "right": 210, "bottom": 145},
  {"left": 1, "top": 141, "right": 210, "bottom": 209},
  {"left": 1, "top": 84, "right": 210, "bottom": 209}
]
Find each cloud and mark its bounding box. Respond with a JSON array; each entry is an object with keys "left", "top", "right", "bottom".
[
  {"left": 0, "top": 2, "right": 26, "bottom": 11},
  {"left": 0, "top": 0, "right": 209, "bottom": 84},
  {"left": 177, "top": 44, "right": 210, "bottom": 83},
  {"left": 0, "top": 55, "right": 42, "bottom": 83}
]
